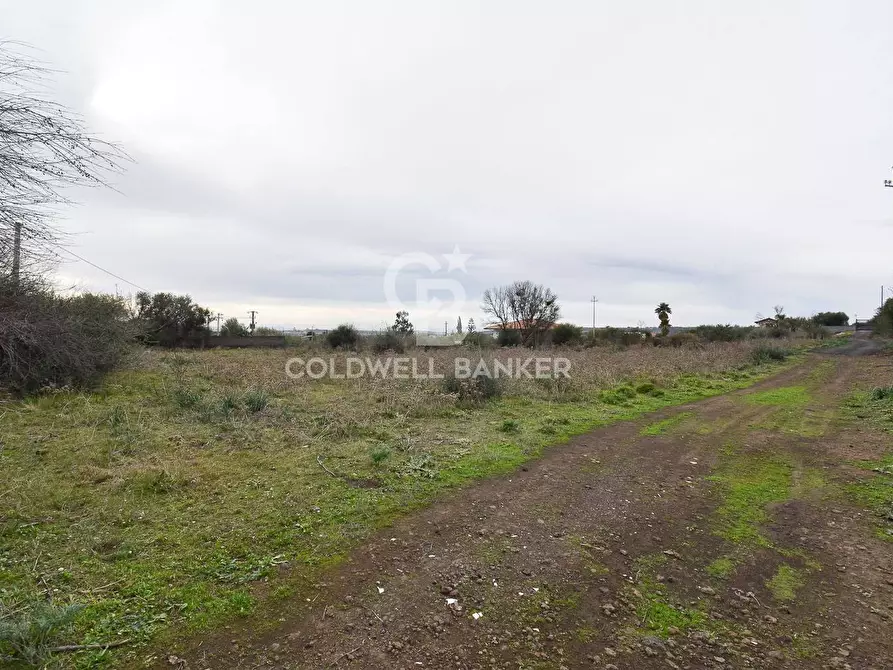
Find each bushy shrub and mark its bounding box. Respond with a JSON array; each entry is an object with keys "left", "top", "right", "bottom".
[
  {"left": 369, "top": 446, "right": 391, "bottom": 465},
  {"left": 656, "top": 332, "right": 701, "bottom": 348},
  {"left": 871, "top": 299, "right": 893, "bottom": 336},
  {"left": 599, "top": 385, "right": 637, "bottom": 405},
  {"left": 0, "top": 279, "right": 135, "bottom": 394},
  {"left": 0, "top": 600, "right": 83, "bottom": 666},
  {"left": 586, "top": 327, "right": 651, "bottom": 347},
  {"left": 749, "top": 344, "right": 789, "bottom": 365},
  {"left": 870, "top": 385, "right": 893, "bottom": 401},
  {"left": 500, "top": 419, "right": 520, "bottom": 433},
  {"left": 441, "top": 374, "right": 502, "bottom": 404},
  {"left": 220, "top": 317, "right": 249, "bottom": 337},
  {"left": 691, "top": 324, "right": 754, "bottom": 342},
  {"left": 812, "top": 311, "right": 849, "bottom": 327},
  {"left": 552, "top": 323, "right": 583, "bottom": 346},
  {"left": 132, "top": 291, "right": 211, "bottom": 347},
  {"left": 496, "top": 328, "right": 522, "bottom": 347},
  {"left": 326, "top": 324, "right": 360, "bottom": 349},
  {"left": 243, "top": 388, "right": 270, "bottom": 412},
  {"left": 370, "top": 329, "right": 408, "bottom": 353}
]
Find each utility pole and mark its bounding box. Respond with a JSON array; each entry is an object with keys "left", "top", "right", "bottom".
[
  {"left": 248, "top": 310, "right": 258, "bottom": 334},
  {"left": 444, "top": 320, "right": 448, "bottom": 336},
  {"left": 215, "top": 313, "right": 223, "bottom": 335},
  {"left": 591, "top": 296, "right": 598, "bottom": 330}
]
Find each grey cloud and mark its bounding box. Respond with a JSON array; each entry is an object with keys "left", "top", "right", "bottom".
[{"left": 4, "top": 0, "right": 893, "bottom": 329}]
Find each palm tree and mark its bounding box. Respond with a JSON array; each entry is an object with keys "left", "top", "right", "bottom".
[{"left": 655, "top": 302, "right": 672, "bottom": 336}]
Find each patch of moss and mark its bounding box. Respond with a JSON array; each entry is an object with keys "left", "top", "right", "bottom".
[
  {"left": 708, "top": 455, "right": 793, "bottom": 546},
  {"left": 632, "top": 554, "right": 707, "bottom": 637},
  {"left": 766, "top": 564, "right": 805, "bottom": 601},
  {"left": 844, "top": 458, "right": 893, "bottom": 541},
  {"left": 706, "top": 557, "right": 736, "bottom": 579},
  {"left": 641, "top": 412, "right": 693, "bottom": 436},
  {"left": 745, "top": 385, "right": 810, "bottom": 407}
]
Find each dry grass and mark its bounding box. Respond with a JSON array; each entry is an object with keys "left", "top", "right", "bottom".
[
  {"left": 159, "top": 340, "right": 764, "bottom": 399},
  {"left": 0, "top": 341, "right": 792, "bottom": 668}
]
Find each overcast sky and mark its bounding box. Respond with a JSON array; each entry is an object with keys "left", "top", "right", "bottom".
[{"left": 3, "top": 0, "right": 893, "bottom": 331}]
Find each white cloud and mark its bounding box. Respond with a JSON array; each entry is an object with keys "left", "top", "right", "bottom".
[{"left": 4, "top": 0, "right": 893, "bottom": 329}]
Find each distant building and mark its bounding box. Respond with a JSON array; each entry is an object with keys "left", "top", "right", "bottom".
[
  {"left": 755, "top": 317, "right": 778, "bottom": 328},
  {"left": 415, "top": 333, "right": 466, "bottom": 347}
]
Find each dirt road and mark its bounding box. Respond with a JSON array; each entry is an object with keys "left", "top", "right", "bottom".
[{"left": 167, "top": 350, "right": 893, "bottom": 669}]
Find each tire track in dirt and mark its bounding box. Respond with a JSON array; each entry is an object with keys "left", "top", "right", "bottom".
[{"left": 162, "top": 354, "right": 893, "bottom": 670}]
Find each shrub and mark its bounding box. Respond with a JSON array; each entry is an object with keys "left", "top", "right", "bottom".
[
  {"left": 635, "top": 382, "right": 656, "bottom": 394},
  {"left": 872, "top": 299, "right": 893, "bottom": 336},
  {"left": 369, "top": 446, "right": 392, "bottom": 465},
  {"left": 0, "top": 279, "right": 135, "bottom": 394},
  {"left": 691, "top": 324, "right": 753, "bottom": 342},
  {"left": 599, "top": 385, "right": 637, "bottom": 405},
  {"left": 586, "top": 327, "right": 651, "bottom": 347},
  {"left": 812, "top": 311, "right": 849, "bottom": 327},
  {"left": 370, "top": 330, "right": 407, "bottom": 353},
  {"left": 552, "top": 323, "right": 583, "bottom": 346},
  {"left": 870, "top": 385, "right": 893, "bottom": 401},
  {"left": 0, "top": 601, "right": 83, "bottom": 666},
  {"left": 749, "top": 345, "right": 789, "bottom": 365},
  {"left": 132, "top": 291, "right": 211, "bottom": 347},
  {"left": 500, "top": 419, "right": 520, "bottom": 433},
  {"left": 173, "top": 387, "right": 202, "bottom": 409},
  {"left": 441, "top": 374, "right": 502, "bottom": 404},
  {"left": 326, "top": 324, "right": 360, "bottom": 350},
  {"left": 220, "top": 317, "right": 249, "bottom": 337},
  {"left": 218, "top": 390, "right": 242, "bottom": 416},
  {"left": 244, "top": 388, "right": 270, "bottom": 412},
  {"left": 496, "top": 329, "right": 522, "bottom": 347}
]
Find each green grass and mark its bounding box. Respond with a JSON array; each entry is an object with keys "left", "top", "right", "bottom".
[
  {"left": 766, "top": 564, "right": 806, "bottom": 601},
  {"left": 0, "top": 349, "right": 795, "bottom": 667},
  {"left": 744, "top": 385, "right": 810, "bottom": 407},
  {"left": 631, "top": 555, "right": 707, "bottom": 637},
  {"left": 845, "top": 457, "right": 893, "bottom": 541},
  {"left": 706, "top": 557, "right": 736, "bottom": 579},
  {"left": 746, "top": 382, "right": 836, "bottom": 437},
  {"left": 641, "top": 411, "right": 693, "bottom": 436},
  {"left": 708, "top": 455, "right": 793, "bottom": 546},
  {"left": 842, "top": 389, "right": 893, "bottom": 432}
]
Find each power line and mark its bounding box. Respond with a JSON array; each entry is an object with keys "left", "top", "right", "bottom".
[{"left": 50, "top": 244, "right": 148, "bottom": 292}]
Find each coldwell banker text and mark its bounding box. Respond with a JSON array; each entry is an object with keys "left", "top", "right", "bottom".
[{"left": 285, "top": 357, "right": 571, "bottom": 380}]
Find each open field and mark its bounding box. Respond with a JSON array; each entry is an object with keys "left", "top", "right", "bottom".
[
  {"left": 158, "top": 340, "right": 893, "bottom": 670},
  {"left": 0, "top": 342, "right": 802, "bottom": 667}
]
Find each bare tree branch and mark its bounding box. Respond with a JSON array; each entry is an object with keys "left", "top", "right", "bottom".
[{"left": 0, "top": 40, "right": 129, "bottom": 277}]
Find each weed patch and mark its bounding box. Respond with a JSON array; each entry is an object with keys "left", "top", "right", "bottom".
[
  {"left": 0, "top": 345, "right": 795, "bottom": 666},
  {"left": 641, "top": 412, "right": 693, "bottom": 436},
  {"left": 845, "top": 457, "right": 893, "bottom": 540},
  {"left": 745, "top": 385, "right": 809, "bottom": 407},
  {"left": 631, "top": 554, "right": 707, "bottom": 637},
  {"left": 708, "top": 455, "right": 793, "bottom": 546},
  {"left": 766, "top": 564, "right": 806, "bottom": 601},
  {"left": 0, "top": 602, "right": 84, "bottom": 667},
  {"left": 706, "top": 556, "right": 736, "bottom": 579}
]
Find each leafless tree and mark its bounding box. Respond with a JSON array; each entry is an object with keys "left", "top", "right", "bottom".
[
  {"left": 481, "top": 284, "right": 513, "bottom": 329},
  {"left": 508, "top": 280, "right": 560, "bottom": 346},
  {"left": 0, "top": 41, "right": 127, "bottom": 280},
  {"left": 481, "top": 280, "right": 561, "bottom": 347}
]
